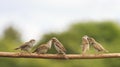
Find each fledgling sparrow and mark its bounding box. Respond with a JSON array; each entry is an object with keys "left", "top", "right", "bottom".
[{"left": 88, "top": 37, "right": 108, "bottom": 53}]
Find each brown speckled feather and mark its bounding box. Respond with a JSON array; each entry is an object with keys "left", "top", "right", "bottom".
[
  {"left": 20, "top": 42, "right": 30, "bottom": 48},
  {"left": 52, "top": 37, "right": 66, "bottom": 52},
  {"left": 88, "top": 37, "right": 108, "bottom": 52},
  {"left": 32, "top": 44, "right": 49, "bottom": 53}
]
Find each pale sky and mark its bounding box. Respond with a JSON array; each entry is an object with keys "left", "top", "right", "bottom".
[{"left": 0, "top": 0, "right": 120, "bottom": 41}]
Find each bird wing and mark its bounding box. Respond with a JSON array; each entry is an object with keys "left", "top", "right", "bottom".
[
  {"left": 39, "top": 44, "right": 48, "bottom": 49},
  {"left": 20, "top": 42, "right": 30, "bottom": 48},
  {"left": 92, "top": 42, "right": 106, "bottom": 52},
  {"left": 51, "top": 37, "right": 66, "bottom": 52},
  {"left": 97, "top": 43, "right": 107, "bottom": 51},
  {"left": 53, "top": 40, "right": 66, "bottom": 52},
  {"left": 33, "top": 44, "right": 48, "bottom": 53}
]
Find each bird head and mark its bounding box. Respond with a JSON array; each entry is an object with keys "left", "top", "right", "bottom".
[
  {"left": 87, "top": 37, "right": 95, "bottom": 44},
  {"left": 29, "top": 39, "right": 36, "bottom": 44},
  {"left": 82, "top": 35, "right": 89, "bottom": 39},
  {"left": 51, "top": 37, "right": 57, "bottom": 42}
]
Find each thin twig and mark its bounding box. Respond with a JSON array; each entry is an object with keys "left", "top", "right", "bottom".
[{"left": 0, "top": 52, "right": 120, "bottom": 59}]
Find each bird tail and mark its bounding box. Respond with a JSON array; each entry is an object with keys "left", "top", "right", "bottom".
[
  {"left": 32, "top": 51, "right": 35, "bottom": 53},
  {"left": 14, "top": 47, "right": 20, "bottom": 50},
  {"left": 104, "top": 49, "right": 109, "bottom": 53},
  {"left": 32, "top": 49, "right": 36, "bottom": 53},
  {"left": 62, "top": 52, "right": 69, "bottom": 60}
]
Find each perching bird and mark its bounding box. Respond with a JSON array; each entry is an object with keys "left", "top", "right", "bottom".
[
  {"left": 81, "top": 35, "right": 90, "bottom": 54},
  {"left": 32, "top": 39, "right": 52, "bottom": 54},
  {"left": 52, "top": 37, "right": 66, "bottom": 54},
  {"left": 51, "top": 37, "right": 68, "bottom": 59},
  {"left": 15, "top": 39, "right": 35, "bottom": 53},
  {"left": 88, "top": 37, "right": 108, "bottom": 53}
]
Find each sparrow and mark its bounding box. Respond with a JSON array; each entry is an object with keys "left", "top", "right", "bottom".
[
  {"left": 51, "top": 37, "right": 66, "bottom": 54},
  {"left": 88, "top": 37, "right": 108, "bottom": 53},
  {"left": 81, "top": 35, "right": 90, "bottom": 54},
  {"left": 32, "top": 39, "right": 52, "bottom": 54},
  {"left": 51, "top": 37, "right": 68, "bottom": 59},
  {"left": 15, "top": 39, "right": 35, "bottom": 53}
]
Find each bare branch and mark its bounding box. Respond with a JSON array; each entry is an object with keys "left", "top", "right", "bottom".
[{"left": 0, "top": 52, "right": 120, "bottom": 59}]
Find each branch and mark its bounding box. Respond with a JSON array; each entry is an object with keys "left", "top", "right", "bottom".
[{"left": 0, "top": 52, "right": 120, "bottom": 59}]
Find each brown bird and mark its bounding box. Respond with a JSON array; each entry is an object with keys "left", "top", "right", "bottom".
[
  {"left": 81, "top": 35, "right": 90, "bottom": 54},
  {"left": 32, "top": 39, "right": 52, "bottom": 54},
  {"left": 51, "top": 37, "right": 68, "bottom": 59},
  {"left": 88, "top": 37, "right": 108, "bottom": 53},
  {"left": 52, "top": 37, "right": 66, "bottom": 54},
  {"left": 15, "top": 39, "right": 35, "bottom": 53}
]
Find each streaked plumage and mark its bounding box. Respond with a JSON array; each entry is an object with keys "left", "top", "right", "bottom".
[
  {"left": 51, "top": 37, "right": 68, "bottom": 59},
  {"left": 52, "top": 37, "right": 66, "bottom": 54},
  {"left": 32, "top": 40, "right": 52, "bottom": 54},
  {"left": 88, "top": 37, "right": 108, "bottom": 52},
  {"left": 81, "top": 35, "right": 90, "bottom": 54},
  {"left": 15, "top": 39, "right": 35, "bottom": 52},
  {"left": 32, "top": 44, "right": 49, "bottom": 54}
]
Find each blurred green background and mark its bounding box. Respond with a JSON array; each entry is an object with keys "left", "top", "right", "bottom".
[{"left": 0, "top": 21, "right": 120, "bottom": 67}]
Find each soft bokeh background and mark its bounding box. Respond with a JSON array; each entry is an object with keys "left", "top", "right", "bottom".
[{"left": 0, "top": 0, "right": 120, "bottom": 67}]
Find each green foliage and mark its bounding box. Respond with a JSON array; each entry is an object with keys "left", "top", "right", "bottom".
[
  {"left": 0, "top": 26, "right": 22, "bottom": 51},
  {"left": 37, "top": 21, "right": 120, "bottom": 67},
  {"left": 3, "top": 26, "right": 21, "bottom": 41},
  {"left": 0, "top": 21, "right": 120, "bottom": 67}
]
